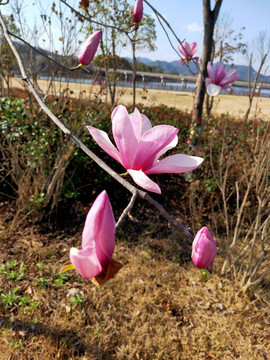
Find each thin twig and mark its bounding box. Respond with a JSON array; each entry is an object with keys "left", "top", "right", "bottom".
[
  {"left": 60, "top": 0, "right": 132, "bottom": 40},
  {"left": 154, "top": 12, "right": 179, "bottom": 58},
  {"left": 144, "top": 0, "right": 203, "bottom": 78},
  {"left": 8, "top": 31, "right": 81, "bottom": 72},
  {"left": 115, "top": 192, "right": 138, "bottom": 231}
]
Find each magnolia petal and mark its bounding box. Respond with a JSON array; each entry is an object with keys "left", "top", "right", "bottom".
[
  {"left": 179, "top": 58, "right": 185, "bottom": 66},
  {"left": 224, "top": 68, "right": 238, "bottom": 78},
  {"left": 146, "top": 154, "right": 204, "bottom": 174},
  {"left": 207, "top": 62, "right": 215, "bottom": 82},
  {"left": 87, "top": 126, "right": 123, "bottom": 166},
  {"left": 82, "top": 191, "right": 115, "bottom": 268},
  {"left": 78, "top": 30, "right": 102, "bottom": 66},
  {"left": 129, "top": 108, "right": 152, "bottom": 141},
  {"left": 70, "top": 246, "right": 104, "bottom": 279},
  {"left": 205, "top": 78, "right": 212, "bottom": 88},
  {"left": 215, "top": 62, "right": 226, "bottom": 84},
  {"left": 127, "top": 169, "right": 161, "bottom": 194},
  {"left": 129, "top": 108, "right": 142, "bottom": 141},
  {"left": 207, "top": 84, "right": 221, "bottom": 97},
  {"left": 178, "top": 42, "right": 187, "bottom": 57},
  {"left": 192, "top": 241, "right": 214, "bottom": 269},
  {"left": 193, "top": 56, "right": 199, "bottom": 64},
  {"left": 132, "top": 0, "right": 143, "bottom": 23},
  {"left": 189, "top": 42, "right": 198, "bottom": 56},
  {"left": 153, "top": 135, "right": 178, "bottom": 163},
  {"left": 112, "top": 105, "right": 138, "bottom": 169},
  {"left": 192, "top": 227, "right": 217, "bottom": 269},
  {"left": 133, "top": 125, "right": 178, "bottom": 171},
  {"left": 220, "top": 72, "right": 239, "bottom": 87},
  {"left": 221, "top": 85, "right": 231, "bottom": 91},
  {"left": 192, "top": 236, "right": 216, "bottom": 269}
]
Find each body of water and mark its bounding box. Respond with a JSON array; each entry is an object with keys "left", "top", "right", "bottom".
[{"left": 36, "top": 75, "right": 270, "bottom": 98}]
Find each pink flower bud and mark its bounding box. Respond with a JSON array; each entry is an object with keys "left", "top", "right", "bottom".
[
  {"left": 191, "top": 227, "right": 217, "bottom": 269},
  {"left": 132, "top": 0, "right": 143, "bottom": 23},
  {"left": 78, "top": 30, "right": 102, "bottom": 66}
]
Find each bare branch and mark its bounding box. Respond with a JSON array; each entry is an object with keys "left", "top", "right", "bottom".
[
  {"left": 7, "top": 31, "right": 81, "bottom": 72},
  {"left": 0, "top": 11, "right": 194, "bottom": 241},
  {"left": 60, "top": 0, "right": 132, "bottom": 40},
  {"left": 115, "top": 192, "right": 138, "bottom": 231},
  {"left": 143, "top": 0, "right": 203, "bottom": 77}
]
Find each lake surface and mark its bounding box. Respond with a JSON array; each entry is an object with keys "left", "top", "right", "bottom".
[{"left": 37, "top": 75, "right": 270, "bottom": 97}]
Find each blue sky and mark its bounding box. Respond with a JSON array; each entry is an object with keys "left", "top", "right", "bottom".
[
  {"left": 134, "top": 0, "right": 270, "bottom": 65},
  {"left": 1, "top": 0, "right": 270, "bottom": 69}
]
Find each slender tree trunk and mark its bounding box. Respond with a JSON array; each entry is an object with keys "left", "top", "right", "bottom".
[
  {"left": 244, "top": 53, "right": 267, "bottom": 123},
  {"left": 192, "top": 0, "right": 223, "bottom": 128},
  {"left": 206, "top": 93, "right": 214, "bottom": 121},
  {"left": 111, "top": 28, "right": 117, "bottom": 107},
  {"left": 132, "top": 39, "right": 137, "bottom": 108}
]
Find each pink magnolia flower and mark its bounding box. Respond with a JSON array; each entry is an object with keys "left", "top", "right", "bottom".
[
  {"left": 191, "top": 227, "right": 217, "bottom": 269},
  {"left": 69, "top": 191, "right": 116, "bottom": 279},
  {"left": 206, "top": 62, "right": 239, "bottom": 97},
  {"left": 88, "top": 105, "right": 204, "bottom": 194},
  {"left": 132, "top": 0, "right": 143, "bottom": 23},
  {"left": 78, "top": 30, "right": 102, "bottom": 66},
  {"left": 178, "top": 41, "right": 199, "bottom": 66}
]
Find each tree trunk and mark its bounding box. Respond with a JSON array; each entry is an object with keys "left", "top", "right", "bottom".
[
  {"left": 132, "top": 39, "right": 137, "bottom": 108},
  {"left": 244, "top": 53, "right": 267, "bottom": 123},
  {"left": 192, "top": 0, "right": 223, "bottom": 128}
]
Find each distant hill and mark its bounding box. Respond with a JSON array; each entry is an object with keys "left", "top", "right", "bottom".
[{"left": 126, "top": 57, "right": 270, "bottom": 83}]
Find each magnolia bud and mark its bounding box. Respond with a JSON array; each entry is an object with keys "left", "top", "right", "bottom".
[
  {"left": 191, "top": 227, "right": 217, "bottom": 269},
  {"left": 132, "top": 0, "right": 143, "bottom": 23},
  {"left": 78, "top": 30, "right": 102, "bottom": 66}
]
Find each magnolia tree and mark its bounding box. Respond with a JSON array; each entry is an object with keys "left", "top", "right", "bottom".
[{"left": 0, "top": 0, "right": 242, "bottom": 287}]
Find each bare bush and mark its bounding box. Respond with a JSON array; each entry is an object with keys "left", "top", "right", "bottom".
[{"left": 210, "top": 121, "right": 270, "bottom": 293}]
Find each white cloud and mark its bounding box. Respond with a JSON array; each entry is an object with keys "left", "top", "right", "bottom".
[{"left": 185, "top": 22, "right": 203, "bottom": 33}]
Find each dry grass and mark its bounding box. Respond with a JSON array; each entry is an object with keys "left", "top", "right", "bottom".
[
  {"left": 5, "top": 77, "right": 270, "bottom": 119},
  {"left": 0, "top": 220, "right": 269, "bottom": 360}
]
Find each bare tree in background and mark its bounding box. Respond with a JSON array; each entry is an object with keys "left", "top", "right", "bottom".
[
  {"left": 5, "top": 0, "right": 84, "bottom": 99},
  {"left": 0, "top": 14, "right": 20, "bottom": 96},
  {"left": 244, "top": 30, "right": 270, "bottom": 123},
  {"left": 191, "top": 0, "right": 223, "bottom": 129},
  {"left": 81, "top": 0, "right": 156, "bottom": 108},
  {"left": 130, "top": 15, "right": 156, "bottom": 108},
  {"left": 206, "top": 11, "right": 247, "bottom": 119}
]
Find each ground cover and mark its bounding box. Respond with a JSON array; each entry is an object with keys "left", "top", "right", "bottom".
[{"left": 0, "top": 211, "right": 270, "bottom": 360}]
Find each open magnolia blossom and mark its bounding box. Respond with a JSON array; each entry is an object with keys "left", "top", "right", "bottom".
[
  {"left": 88, "top": 106, "right": 203, "bottom": 194},
  {"left": 60, "top": 191, "right": 123, "bottom": 286},
  {"left": 178, "top": 41, "right": 199, "bottom": 66},
  {"left": 78, "top": 30, "right": 102, "bottom": 66},
  {"left": 205, "top": 62, "right": 239, "bottom": 97},
  {"left": 191, "top": 227, "right": 217, "bottom": 269},
  {"left": 132, "top": 0, "right": 143, "bottom": 23}
]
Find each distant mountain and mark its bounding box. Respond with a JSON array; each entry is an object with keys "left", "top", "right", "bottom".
[
  {"left": 126, "top": 57, "right": 197, "bottom": 74},
  {"left": 127, "top": 57, "right": 270, "bottom": 83}
]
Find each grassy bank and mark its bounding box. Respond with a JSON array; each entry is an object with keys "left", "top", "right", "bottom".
[{"left": 5, "top": 77, "right": 270, "bottom": 119}]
